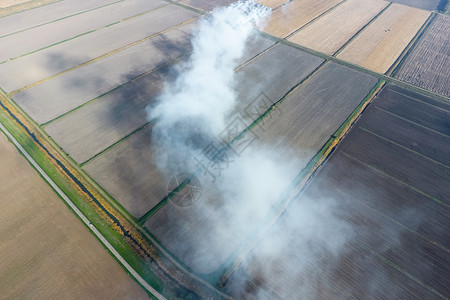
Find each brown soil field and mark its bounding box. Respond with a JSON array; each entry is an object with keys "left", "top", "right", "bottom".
[
  {"left": 144, "top": 62, "right": 377, "bottom": 275},
  {"left": 263, "top": 0, "right": 343, "bottom": 38},
  {"left": 395, "top": 14, "right": 450, "bottom": 98},
  {"left": 288, "top": 0, "right": 389, "bottom": 55},
  {"left": 0, "top": 130, "right": 149, "bottom": 299},
  {"left": 14, "top": 23, "right": 195, "bottom": 125},
  {"left": 226, "top": 85, "right": 450, "bottom": 299},
  {"left": 83, "top": 125, "right": 168, "bottom": 219},
  {"left": 337, "top": 3, "right": 430, "bottom": 73},
  {"left": 232, "top": 43, "right": 324, "bottom": 125}
]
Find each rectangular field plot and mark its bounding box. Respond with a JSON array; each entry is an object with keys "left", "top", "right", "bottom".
[
  {"left": 44, "top": 34, "right": 274, "bottom": 164},
  {"left": 144, "top": 62, "right": 377, "bottom": 275},
  {"left": 288, "top": 0, "right": 389, "bottom": 55},
  {"left": 225, "top": 85, "right": 450, "bottom": 299},
  {"left": 256, "top": 0, "right": 290, "bottom": 9},
  {"left": 337, "top": 3, "right": 430, "bottom": 73},
  {"left": 0, "top": 0, "right": 167, "bottom": 62},
  {"left": 389, "top": 0, "right": 442, "bottom": 11},
  {"left": 232, "top": 43, "right": 324, "bottom": 119},
  {"left": 13, "top": 23, "right": 195, "bottom": 125},
  {"left": 0, "top": 4, "right": 198, "bottom": 93},
  {"left": 0, "top": 128, "right": 149, "bottom": 299},
  {"left": 83, "top": 125, "right": 168, "bottom": 219},
  {"left": 0, "top": 0, "right": 120, "bottom": 37},
  {"left": 251, "top": 62, "right": 378, "bottom": 171},
  {"left": 395, "top": 14, "right": 450, "bottom": 98},
  {"left": 175, "top": 0, "right": 235, "bottom": 11},
  {"left": 263, "top": 0, "right": 343, "bottom": 38}
]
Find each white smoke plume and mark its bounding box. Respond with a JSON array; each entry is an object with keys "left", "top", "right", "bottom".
[
  {"left": 147, "top": 1, "right": 270, "bottom": 176},
  {"left": 144, "top": 1, "right": 379, "bottom": 299}
]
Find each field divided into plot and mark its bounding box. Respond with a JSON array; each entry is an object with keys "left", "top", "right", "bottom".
[
  {"left": 0, "top": 0, "right": 121, "bottom": 37},
  {"left": 44, "top": 35, "right": 274, "bottom": 165},
  {"left": 227, "top": 84, "right": 450, "bottom": 299},
  {"left": 0, "top": 0, "right": 168, "bottom": 63},
  {"left": 0, "top": 128, "right": 149, "bottom": 299},
  {"left": 0, "top": 4, "right": 197, "bottom": 93},
  {"left": 82, "top": 42, "right": 318, "bottom": 220},
  {"left": 288, "top": 0, "right": 389, "bottom": 55},
  {"left": 13, "top": 22, "right": 195, "bottom": 124},
  {"left": 263, "top": 0, "right": 344, "bottom": 38},
  {"left": 395, "top": 14, "right": 450, "bottom": 98},
  {"left": 174, "top": 0, "right": 235, "bottom": 12},
  {"left": 144, "top": 62, "right": 378, "bottom": 275},
  {"left": 336, "top": 4, "right": 430, "bottom": 73}
]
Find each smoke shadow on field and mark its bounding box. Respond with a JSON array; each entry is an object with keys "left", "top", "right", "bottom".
[{"left": 224, "top": 145, "right": 450, "bottom": 299}]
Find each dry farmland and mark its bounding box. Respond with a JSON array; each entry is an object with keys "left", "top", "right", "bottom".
[
  {"left": 0, "top": 0, "right": 168, "bottom": 63},
  {"left": 0, "top": 4, "right": 197, "bottom": 92},
  {"left": 0, "top": 0, "right": 117, "bottom": 30},
  {"left": 83, "top": 125, "right": 168, "bottom": 219},
  {"left": 175, "top": 0, "right": 235, "bottom": 11},
  {"left": 389, "top": 0, "right": 443, "bottom": 11},
  {"left": 0, "top": 130, "right": 149, "bottom": 300},
  {"left": 13, "top": 22, "right": 195, "bottom": 124},
  {"left": 395, "top": 14, "right": 450, "bottom": 98},
  {"left": 144, "top": 62, "right": 377, "bottom": 275},
  {"left": 256, "top": 0, "right": 289, "bottom": 9},
  {"left": 337, "top": 3, "right": 430, "bottom": 73},
  {"left": 226, "top": 85, "right": 450, "bottom": 299},
  {"left": 82, "top": 42, "right": 319, "bottom": 220},
  {"left": 288, "top": 0, "right": 389, "bottom": 55},
  {"left": 263, "top": 0, "right": 343, "bottom": 38}
]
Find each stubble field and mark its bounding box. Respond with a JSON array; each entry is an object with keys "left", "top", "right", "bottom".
[
  {"left": 226, "top": 84, "right": 450, "bottom": 299},
  {"left": 337, "top": 3, "right": 430, "bottom": 73},
  {"left": 288, "top": 0, "right": 389, "bottom": 55},
  {"left": 0, "top": 129, "right": 149, "bottom": 300},
  {"left": 263, "top": 0, "right": 343, "bottom": 38}
]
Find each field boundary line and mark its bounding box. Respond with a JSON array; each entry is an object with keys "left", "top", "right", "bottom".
[
  {"left": 217, "top": 79, "right": 386, "bottom": 287},
  {"left": 0, "top": 0, "right": 61, "bottom": 19},
  {"left": 359, "top": 126, "right": 450, "bottom": 169},
  {"left": 0, "top": 121, "right": 166, "bottom": 300},
  {"left": 357, "top": 241, "right": 448, "bottom": 300},
  {"left": 8, "top": 9, "right": 196, "bottom": 96},
  {"left": 80, "top": 122, "right": 151, "bottom": 167},
  {"left": 354, "top": 195, "right": 450, "bottom": 255},
  {"left": 0, "top": 87, "right": 226, "bottom": 299},
  {"left": 0, "top": 0, "right": 125, "bottom": 38},
  {"left": 388, "top": 88, "right": 450, "bottom": 112},
  {"left": 374, "top": 106, "right": 450, "bottom": 139},
  {"left": 387, "top": 12, "right": 436, "bottom": 76},
  {"left": 341, "top": 151, "right": 448, "bottom": 208},
  {"left": 283, "top": 0, "right": 348, "bottom": 40},
  {"left": 0, "top": 3, "right": 172, "bottom": 64},
  {"left": 332, "top": 2, "right": 392, "bottom": 57}
]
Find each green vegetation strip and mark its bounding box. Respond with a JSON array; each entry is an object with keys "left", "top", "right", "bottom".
[{"left": 0, "top": 90, "right": 202, "bottom": 298}]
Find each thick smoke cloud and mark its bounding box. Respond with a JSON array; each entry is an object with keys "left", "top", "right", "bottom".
[{"left": 144, "top": 1, "right": 398, "bottom": 299}]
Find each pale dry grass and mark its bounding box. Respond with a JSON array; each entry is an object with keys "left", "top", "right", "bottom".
[
  {"left": 0, "top": 132, "right": 148, "bottom": 299},
  {"left": 288, "top": 0, "right": 389, "bottom": 55},
  {"left": 337, "top": 3, "right": 430, "bottom": 73},
  {"left": 263, "top": 0, "right": 343, "bottom": 38}
]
